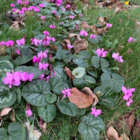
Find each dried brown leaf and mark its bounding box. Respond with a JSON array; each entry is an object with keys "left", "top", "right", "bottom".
[
  {"left": 0, "top": 108, "right": 12, "bottom": 117},
  {"left": 81, "top": 87, "right": 98, "bottom": 106},
  {"left": 107, "top": 126, "right": 119, "bottom": 140},
  {"left": 68, "top": 87, "right": 96, "bottom": 108},
  {"left": 64, "top": 39, "right": 71, "bottom": 45},
  {"left": 60, "top": 42, "right": 68, "bottom": 50},
  {"left": 98, "top": 17, "right": 107, "bottom": 26},
  {"left": 64, "top": 67, "right": 75, "bottom": 80},
  {"left": 118, "top": 133, "right": 130, "bottom": 140},
  {"left": 81, "top": 21, "right": 90, "bottom": 29},
  {"left": 132, "top": 120, "right": 140, "bottom": 139},
  {"left": 49, "top": 44, "right": 57, "bottom": 51},
  {"left": 42, "top": 122, "right": 47, "bottom": 134},
  {"left": 9, "top": 22, "right": 20, "bottom": 31}
]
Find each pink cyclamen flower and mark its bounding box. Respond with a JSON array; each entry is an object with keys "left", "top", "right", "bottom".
[
  {"left": 28, "top": 6, "right": 34, "bottom": 11},
  {"left": 31, "top": 38, "right": 42, "bottom": 46},
  {"left": 51, "top": 0, "right": 54, "bottom": 1},
  {"left": 62, "top": 88, "right": 71, "bottom": 98},
  {"left": 16, "top": 38, "right": 25, "bottom": 46},
  {"left": 19, "top": 10, "right": 24, "bottom": 14},
  {"left": 80, "top": 14, "right": 83, "bottom": 17},
  {"left": 96, "top": 48, "right": 107, "bottom": 57},
  {"left": 22, "top": 7, "right": 27, "bottom": 12},
  {"left": 80, "top": 30, "right": 88, "bottom": 37},
  {"left": 126, "top": 98, "right": 133, "bottom": 106},
  {"left": 76, "top": 24, "right": 79, "bottom": 29},
  {"left": 12, "top": 8, "right": 17, "bottom": 12},
  {"left": 17, "top": 0, "right": 22, "bottom": 4},
  {"left": 40, "top": 16, "right": 46, "bottom": 19},
  {"left": 37, "top": 74, "right": 45, "bottom": 80},
  {"left": 49, "top": 24, "right": 56, "bottom": 29},
  {"left": 39, "top": 62, "right": 49, "bottom": 70},
  {"left": 91, "top": 107, "right": 101, "bottom": 117},
  {"left": 106, "top": 23, "right": 113, "bottom": 28},
  {"left": 38, "top": 51, "right": 47, "bottom": 59},
  {"left": 57, "top": 0, "right": 62, "bottom": 3},
  {"left": 39, "top": 4, "right": 44, "bottom": 8},
  {"left": 16, "top": 49, "right": 20, "bottom": 55},
  {"left": 34, "top": 7, "right": 40, "bottom": 12},
  {"left": 26, "top": 109, "right": 33, "bottom": 117},
  {"left": 33, "top": 56, "right": 41, "bottom": 63},
  {"left": 46, "top": 75, "right": 50, "bottom": 82},
  {"left": 5, "top": 40, "right": 14, "bottom": 47},
  {"left": 128, "top": 37, "right": 137, "bottom": 43},
  {"left": 62, "top": 8, "right": 65, "bottom": 11},
  {"left": 66, "top": 4, "right": 70, "bottom": 8},
  {"left": 52, "top": 10, "right": 56, "bottom": 14},
  {"left": 112, "top": 52, "right": 124, "bottom": 63},
  {"left": 25, "top": 1, "right": 29, "bottom": 4},
  {"left": 0, "top": 41, "right": 6, "bottom": 46},
  {"left": 43, "top": 31, "right": 49, "bottom": 36},
  {"left": 60, "top": 22, "right": 64, "bottom": 25},
  {"left": 90, "top": 34, "right": 97, "bottom": 40},
  {"left": 10, "top": 4, "right": 15, "bottom": 7},
  {"left": 67, "top": 44, "right": 73, "bottom": 49},
  {"left": 70, "top": 15, "right": 74, "bottom": 19}
]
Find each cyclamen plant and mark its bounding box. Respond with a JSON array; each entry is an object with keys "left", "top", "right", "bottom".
[{"left": 0, "top": 0, "right": 136, "bottom": 140}]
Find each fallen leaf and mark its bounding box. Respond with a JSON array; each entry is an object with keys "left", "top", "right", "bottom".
[
  {"left": 89, "top": 24, "right": 99, "bottom": 34},
  {"left": 64, "top": 67, "right": 75, "bottom": 80},
  {"left": 64, "top": 0, "right": 77, "bottom": 11},
  {"left": 81, "top": 87, "right": 98, "bottom": 106},
  {"left": 60, "top": 42, "right": 68, "bottom": 50},
  {"left": 115, "top": 109, "right": 135, "bottom": 136},
  {"left": 118, "top": 133, "right": 130, "bottom": 140},
  {"left": 107, "top": 126, "right": 119, "bottom": 140},
  {"left": 25, "top": 121, "right": 42, "bottom": 140},
  {"left": 68, "top": 87, "right": 98, "bottom": 108},
  {"left": 64, "top": 39, "right": 71, "bottom": 45},
  {"left": 81, "top": 21, "right": 90, "bottom": 29},
  {"left": 132, "top": 120, "right": 140, "bottom": 139},
  {"left": 42, "top": 122, "right": 47, "bottom": 134},
  {"left": 97, "top": 27, "right": 108, "bottom": 35},
  {"left": 49, "top": 44, "right": 58, "bottom": 51},
  {"left": 98, "top": 17, "right": 107, "bottom": 26},
  {"left": 0, "top": 108, "right": 12, "bottom": 117},
  {"left": 9, "top": 21, "right": 20, "bottom": 31}
]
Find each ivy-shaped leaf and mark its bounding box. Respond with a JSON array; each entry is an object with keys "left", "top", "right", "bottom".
[
  {"left": 22, "top": 79, "right": 50, "bottom": 106},
  {"left": 78, "top": 114, "right": 105, "bottom": 140}
]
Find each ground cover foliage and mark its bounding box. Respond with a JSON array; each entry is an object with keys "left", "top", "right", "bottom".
[{"left": 0, "top": 0, "right": 140, "bottom": 139}]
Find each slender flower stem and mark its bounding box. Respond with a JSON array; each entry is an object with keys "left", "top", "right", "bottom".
[
  {"left": 10, "top": 47, "right": 13, "bottom": 60},
  {"left": 20, "top": 46, "right": 22, "bottom": 58},
  {"left": 118, "top": 62, "right": 121, "bottom": 74},
  {"left": 99, "top": 56, "right": 101, "bottom": 66}
]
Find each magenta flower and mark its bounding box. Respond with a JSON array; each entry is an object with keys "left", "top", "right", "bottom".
[
  {"left": 128, "top": 37, "right": 137, "bottom": 43},
  {"left": 16, "top": 48, "right": 20, "bottom": 55},
  {"left": 37, "top": 74, "right": 45, "bottom": 80},
  {"left": 37, "top": 51, "right": 47, "bottom": 59},
  {"left": 5, "top": 40, "right": 14, "bottom": 47},
  {"left": 27, "top": 73, "right": 34, "bottom": 81},
  {"left": 46, "top": 76, "right": 50, "bottom": 82},
  {"left": 19, "top": 10, "right": 24, "bottom": 15},
  {"left": 0, "top": 41, "right": 5, "bottom": 46},
  {"left": 33, "top": 56, "right": 41, "bottom": 63},
  {"left": 49, "top": 24, "right": 56, "bottom": 29},
  {"left": 40, "top": 16, "right": 46, "bottom": 19},
  {"left": 91, "top": 107, "right": 101, "bottom": 117},
  {"left": 126, "top": 99, "right": 133, "bottom": 106},
  {"left": 34, "top": 7, "right": 40, "bottom": 12},
  {"left": 11, "top": 4, "right": 15, "bottom": 7},
  {"left": 80, "top": 30, "right": 88, "bottom": 37},
  {"left": 80, "top": 14, "right": 83, "bottom": 17},
  {"left": 52, "top": 10, "right": 57, "bottom": 14},
  {"left": 31, "top": 38, "right": 42, "bottom": 46},
  {"left": 70, "top": 15, "right": 74, "bottom": 19},
  {"left": 39, "top": 62, "right": 49, "bottom": 70},
  {"left": 56, "top": 3, "right": 61, "bottom": 6},
  {"left": 67, "top": 44, "right": 73, "bottom": 49},
  {"left": 26, "top": 109, "right": 33, "bottom": 117},
  {"left": 66, "top": 4, "right": 70, "bottom": 8},
  {"left": 39, "top": 4, "right": 44, "bottom": 8},
  {"left": 112, "top": 52, "right": 124, "bottom": 63},
  {"left": 62, "top": 88, "right": 71, "bottom": 98},
  {"left": 60, "top": 22, "right": 64, "bottom": 25},
  {"left": 76, "top": 24, "right": 79, "bottom": 29},
  {"left": 90, "top": 34, "right": 97, "bottom": 40},
  {"left": 51, "top": 0, "right": 54, "bottom": 1},
  {"left": 22, "top": 7, "right": 27, "bottom": 12},
  {"left": 62, "top": 8, "right": 65, "bottom": 11},
  {"left": 28, "top": 6, "right": 34, "bottom": 11},
  {"left": 96, "top": 48, "right": 107, "bottom": 57},
  {"left": 12, "top": 8, "right": 17, "bottom": 12},
  {"left": 25, "top": 1, "right": 29, "bottom": 4},
  {"left": 106, "top": 23, "right": 113, "bottom": 28},
  {"left": 17, "top": 0, "right": 22, "bottom": 4},
  {"left": 51, "top": 37, "right": 56, "bottom": 42},
  {"left": 43, "top": 30, "right": 49, "bottom": 36},
  {"left": 16, "top": 38, "right": 25, "bottom": 46}
]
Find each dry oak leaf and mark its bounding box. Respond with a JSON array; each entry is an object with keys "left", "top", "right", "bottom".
[
  {"left": 118, "top": 133, "right": 130, "bottom": 140},
  {"left": 107, "top": 126, "right": 119, "bottom": 140},
  {"left": 132, "top": 120, "right": 140, "bottom": 139},
  {"left": 64, "top": 67, "right": 75, "bottom": 80},
  {"left": 115, "top": 109, "right": 135, "bottom": 136},
  {"left": 81, "top": 21, "right": 90, "bottom": 29},
  {"left": 68, "top": 87, "right": 98, "bottom": 108}
]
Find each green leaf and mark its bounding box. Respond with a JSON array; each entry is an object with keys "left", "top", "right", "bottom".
[
  {"left": 45, "top": 93, "right": 57, "bottom": 103},
  {"left": 77, "top": 50, "right": 91, "bottom": 59},
  {"left": 105, "top": 40, "right": 112, "bottom": 48},
  {"left": 0, "top": 60, "right": 13, "bottom": 73},
  {"left": 22, "top": 79, "right": 50, "bottom": 106},
  {"left": 0, "top": 87, "right": 16, "bottom": 109},
  {"left": 14, "top": 55, "right": 33, "bottom": 66},
  {"left": 101, "top": 73, "right": 125, "bottom": 92},
  {"left": 111, "top": 39, "right": 118, "bottom": 49},
  {"left": 94, "top": 86, "right": 118, "bottom": 108},
  {"left": 73, "top": 59, "right": 89, "bottom": 68},
  {"left": 58, "top": 100, "right": 79, "bottom": 116},
  {"left": 72, "top": 67, "right": 85, "bottom": 78},
  {"left": 78, "top": 114, "right": 105, "bottom": 140},
  {"left": 91, "top": 56, "right": 109, "bottom": 68},
  {"left": 37, "top": 104, "right": 56, "bottom": 122},
  {"left": 21, "top": 48, "right": 34, "bottom": 57},
  {"left": 84, "top": 75, "right": 96, "bottom": 84},
  {"left": 73, "top": 77, "right": 86, "bottom": 89},
  {"left": 0, "top": 122, "right": 26, "bottom": 140},
  {"left": 15, "top": 66, "right": 42, "bottom": 79},
  {"left": 87, "top": 70, "right": 97, "bottom": 78}
]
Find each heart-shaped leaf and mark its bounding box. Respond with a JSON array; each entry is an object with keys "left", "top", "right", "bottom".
[
  {"left": 73, "top": 59, "right": 89, "bottom": 68},
  {"left": 94, "top": 86, "right": 118, "bottom": 108},
  {"left": 58, "top": 100, "right": 79, "bottom": 116},
  {"left": 91, "top": 56, "right": 109, "bottom": 68},
  {"left": 0, "top": 60, "right": 13, "bottom": 73},
  {"left": 45, "top": 93, "right": 57, "bottom": 104},
  {"left": 101, "top": 73, "right": 125, "bottom": 92},
  {"left": 22, "top": 79, "right": 50, "bottom": 106},
  {"left": 37, "top": 105, "right": 56, "bottom": 123},
  {"left": 78, "top": 114, "right": 105, "bottom": 140},
  {"left": 15, "top": 66, "right": 42, "bottom": 79},
  {"left": 72, "top": 67, "right": 85, "bottom": 78},
  {"left": 0, "top": 122, "right": 26, "bottom": 140}
]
